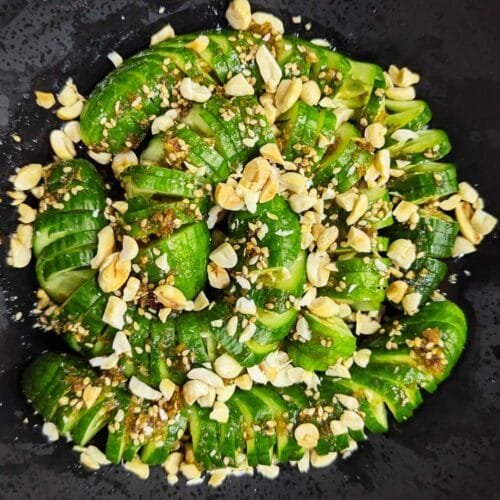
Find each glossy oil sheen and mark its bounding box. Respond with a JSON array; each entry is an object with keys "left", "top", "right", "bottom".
[{"left": 0, "top": 1, "right": 499, "bottom": 498}]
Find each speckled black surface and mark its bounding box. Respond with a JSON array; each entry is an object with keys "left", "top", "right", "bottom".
[{"left": 0, "top": 1, "right": 499, "bottom": 498}]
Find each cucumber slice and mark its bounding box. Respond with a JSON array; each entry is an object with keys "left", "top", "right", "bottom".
[
  {"left": 313, "top": 122, "right": 373, "bottom": 192},
  {"left": 384, "top": 99, "right": 432, "bottom": 132},
  {"left": 402, "top": 256, "right": 447, "bottom": 303},
  {"left": 230, "top": 390, "right": 276, "bottom": 466},
  {"left": 315, "top": 378, "right": 367, "bottom": 449},
  {"left": 224, "top": 30, "right": 264, "bottom": 87},
  {"left": 72, "top": 389, "right": 120, "bottom": 446},
  {"left": 46, "top": 159, "right": 103, "bottom": 189},
  {"left": 63, "top": 293, "right": 110, "bottom": 354},
  {"left": 362, "top": 363, "right": 424, "bottom": 408},
  {"left": 195, "top": 36, "right": 231, "bottom": 82},
  {"left": 140, "top": 133, "right": 165, "bottom": 165},
  {"left": 389, "top": 162, "right": 458, "bottom": 204},
  {"left": 332, "top": 60, "right": 382, "bottom": 113},
  {"left": 233, "top": 95, "right": 275, "bottom": 155},
  {"left": 120, "top": 398, "right": 150, "bottom": 462},
  {"left": 249, "top": 251, "right": 306, "bottom": 313},
  {"left": 366, "top": 300, "right": 467, "bottom": 384},
  {"left": 176, "top": 311, "right": 212, "bottom": 364},
  {"left": 209, "top": 32, "right": 243, "bottom": 77},
  {"left": 384, "top": 208, "right": 458, "bottom": 258},
  {"left": 121, "top": 164, "right": 198, "bottom": 199},
  {"left": 368, "top": 349, "right": 438, "bottom": 393},
  {"left": 36, "top": 245, "right": 97, "bottom": 303},
  {"left": 321, "top": 377, "right": 388, "bottom": 433},
  {"left": 219, "top": 399, "right": 245, "bottom": 464},
  {"left": 36, "top": 230, "right": 98, "bottom": 262},
  {"left": 322, "top": 256, "right": 389, "bottom": 311},
  {"left": 125, "top": 311, "right": 152, "bottom": 384},
  {"left": 121, "top": 197, "right": 204, "bottom": 240},
  {"left": 388, "top": 129, "right": 451, "bottom": 163},
  {"left": 204, "top": 95, "right": 246, "bottom": 161},
  {"left": 80, "top": 57, "right": 171, "bottom": 152},
  {"left": 42, "top": 159, "right": 106, "bottom": 215},
  {"left": 276, "top": 37, "right": 313, "bottom": 79},
  {"left": 105, "top": 390, "right": 133, "bottom": 464},
  {"left": 288, "top": 313, "right": 356, "bottom": 371},
  {"left": 184, "top": 104, "right": 240, "bottom": 162},
  {"left": 252, "top": 307, "right": 298, "bottom": 344},
  {"left": 42, "top": 268, "right": 96, "bottom": 305},
  {"left": 171, "top": 125, "right": 230, "bottom": 183},
  {"left": 251, "top": 386, "right": 303, "bottom": 462},
  {"left": 136, "top": 221, "right": 209, "bottom": 299},
  {"left": 316, "top": 108, "right": 337, "bottom": 156},
  {"left": 228, "top": 196, "right": 301, "bottom": 269},
  {"left": 54, "top": 277, "right": 105, "bottom": 325},
  {"left": 33, "top": 211, "right": 106, "bottom": 257},
  {"left": 41, "top": 184, "right": 106, "bottom": 214},
  {"left": 22, "top": 353, "right": 66, "bottom": 404},
  {"left": 149, "top": 318, "right": 183, "bottom": 386},
  {"left": 22, "top": 353, "right": 94, "bottom": 425},
  {"left": 361, "top": 186, "right": 394, "bottom": 229},
  {"left": 349, "top": 365, "right": 417, "bottom": 422},
  {"left": 188, "top": 405, "right": 224, "bottom": 469},
  {"left": 180, "top": 301, "right": 290, "bottom": 367},
  {"left": 307, "top": 41, "right": 352, "bottom": 95},
  {"left": 277, "top": 101, "right": 320, "bottom": 161},
  {"left": 361, "top": 65, "right": 386, "bottom": 124},
  {"left": 80, "top": 41, "right": 214, "bottom": 152},
  {"left": 141, "top": 407, "right": 187, "bottom": 465}
]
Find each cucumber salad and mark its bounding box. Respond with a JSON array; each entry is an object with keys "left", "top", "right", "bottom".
[{"left": 7, "top": 0, "right": 497, "bottom": 486}]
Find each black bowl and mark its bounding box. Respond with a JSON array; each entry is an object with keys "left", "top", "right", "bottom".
[{"left": 0, "top": 1, "right": 499, "bottom": 498}]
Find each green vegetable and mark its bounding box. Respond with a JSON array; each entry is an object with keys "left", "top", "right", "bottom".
[
  {"left": 313, "top": 122, "right": 373, "bottom": 192},
  {"left": 384, "top": 99, "right": 432, "bottom": 132},
  {"left": 389, "top": 162, "right": 458, "bottom": 203},
  {"left": 288, "top": 313, "right": 356, "bottom": 371},
  {"left": 388, "top": 129, "right": 451, "bottom": 163},
  {"left": 33, "top": 159, "right": 106, "bottom": 302},
  {"left": 135, "top": 221, "right": 210, "bottom": 299},
  {"left": 23, "top": 27, "right": 480, "bottom": 477},
  {"left": 322, "top": 255, "right": 390, "bottom": 311},
  {"left": 384, "top": 208, "right": 459, "bottom": 258}
]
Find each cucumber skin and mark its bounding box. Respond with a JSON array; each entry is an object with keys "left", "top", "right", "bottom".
[
  {"left": 384, "top": 210, "right": 459, "bottom": 258},
  {"left": 121, "top": 165, "right": 198, "bottom": 199},
  {"left": 228, "top": 196, "right": 301, "bottom": 269},
  {"left": 288, "top": 313, "right": 356, "bottom": 371},
  {"left": 388, "top": 129, "right": 452, "bottom": 163},
  {"left": 314, "top": 122, "right": 372, "bottom": 192},
  {"left": 322, "top": 257, "right": 389, "bottom": 311},
  {"left": 366, "top": 300, "right": 467, "bottom": 383},
  {"left": 389, "top": 162, "right": 458, "bottom": 204},
  {"left": 136, "top": 221, "right": 210, "bottom": 299},
  {"left": 405, "top": 257, "right": 447, "bottom": 303},
  {"left": 33, "top": 159, "right": 107, "bottom": 302}
]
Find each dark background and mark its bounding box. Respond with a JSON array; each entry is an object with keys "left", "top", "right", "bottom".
[{"left": 0, "top": 1, "right": 499, "bottom": 498}]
